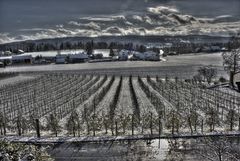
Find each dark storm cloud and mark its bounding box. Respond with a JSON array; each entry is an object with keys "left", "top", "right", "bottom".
[{"left": 0, "top": 0, "right": 240, "bottom": 43}]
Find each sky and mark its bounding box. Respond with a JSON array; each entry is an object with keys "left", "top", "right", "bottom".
[{"left": 0, "top": 0, "right": 240, "bottom": 44}]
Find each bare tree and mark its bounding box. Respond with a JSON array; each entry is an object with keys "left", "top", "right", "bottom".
[
  {"left": 225, "top": 109, "right": 237, "bottom": 131},
  {"left": 196, "top": 137, "right": 240, "bottom": 161},
  {"left": 66, "top": 110, "right": 80, "bottom": 137},
  {"left": 205, "top": 107, "right": 219, "bottom": 132},
  {"left": 197, "top": 66, "right": 217, "bottom": 84},
  {"left": 46, "top": 114, "right": 61, "bottom": 137},
  {"left": 166, "top": 110, "right": 181, "bottom": 135},
  {"left": 193, "top": 73, "right": 203, "bottom": 84},
  {"left": 222, "top": 48, "right": 240, "bottom": 87}
]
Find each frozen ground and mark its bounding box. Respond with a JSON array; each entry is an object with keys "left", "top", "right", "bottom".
[{"left": 0, "top": 53, "right": 226, "bottom": 78}]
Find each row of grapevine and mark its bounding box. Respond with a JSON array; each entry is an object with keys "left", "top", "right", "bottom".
[{"left": 0, "top": 72, "right": 239, "bottom": 137}]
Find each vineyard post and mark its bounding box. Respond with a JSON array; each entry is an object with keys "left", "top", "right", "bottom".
[
  {"left": 238, "top": 117, "right": 240, "bottom": 131},
  {"left": 212, "top": 108, "right": 215, "bottom": 132},
  {"left": 188, "top": 116, "right": 193, "bottom": 135},
  {"left": 104, "top": 118, "right": 108, "bottom": 134},
  {"left": 221, "top": 107, "right": 224, "bottom": 121},
  {"left": 158, "top": 116, "right": 162, "bottom": 148},
  {"left": 17, "top": 120, "right": 21, "bottom": 136},
  {"left": 93, "top": 98, "right": 96, "bottom": 137},
  {"left": 0, "top": 125, "right": 2, "bottom": 135},
  {"left": 131, "top": 114, "right": 134, "bottom": 136},
  {"left": 175, "top": 77, "right": 178, "bottom": 83},
  {"left": 92, "top": 121, "right": 96, "bottom": 137},
  {"left": 3, "top": 118, "right": 6, "bottom": 136},
  {"left": 115, "top": 121, "right": 118, "bottom": 136},
  {"left": 171, "top": 111, "right": 175, "bottom": 135},
  {"left": 73, "top": 119, "right": 76, "bottom": 137},
  {"left": 230, "top": 109, "right": 234, "bottom": 131},
  {"left": 111, "top": 121, "right": 114, "bottom": 136},
  {"left": 77, "top": 120, "right": 81, "bottom": 137},
  {"left": 150, "top": 112, "right": 153, "bottom": 135},
  {"left": 201, "top": 119, "right": 204, "bottom": 134},
  {"left": 194, "top": 114, "right": 197, "bottom": 132},
  {"left": 3, "top": 107, "right": 6, "bottom": 135},
  {"left": 84, "top": 108, "right": 90, "bottom": 135},
  {"left": 35, "top": 119, "right": 41, "bottom": 138},
  {"left": 176, "top": 117, "right": 179, "bottom": 134}
]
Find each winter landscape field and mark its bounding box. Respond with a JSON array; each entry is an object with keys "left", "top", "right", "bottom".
[
  {"left": 0, "top": 51, "right": 240, "bottom": 160},
  {"left": 1, "top": 0, "right": 240, "bottom": 160}
]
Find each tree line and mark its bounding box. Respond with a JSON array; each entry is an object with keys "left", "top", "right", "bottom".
[{"left": 1, "top": 36, "right": 239, "bottom": 55}]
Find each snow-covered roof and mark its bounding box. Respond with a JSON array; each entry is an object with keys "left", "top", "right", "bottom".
[
  {"left": 18, "top": 49, "right": 24, "bottom": 53},
  {"left": 0, "top": 56, "right": 12, "bottom": 60},
  {"left": 159, "top": 49, "right": 164, "bottom": 55}
]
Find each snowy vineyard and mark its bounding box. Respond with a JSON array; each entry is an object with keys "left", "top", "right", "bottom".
[{"left": 0, "top": 73, "right": 240, "bottom": 137}]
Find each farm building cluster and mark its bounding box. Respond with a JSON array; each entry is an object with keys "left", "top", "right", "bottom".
[{"left": 0, "top": 49, "right": 163, "bottom": 66}]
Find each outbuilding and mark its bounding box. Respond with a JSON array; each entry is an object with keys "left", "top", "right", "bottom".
[
  {"left": 55, "top": 54, "right": 67, "bottom": 64},
  {"left": 68, "top": 52, "right": 89, "bottom": 63},
  {"left": 0, "top": 62, "right": 5, "bottom": 68},
  {"left": 131, "top": 51, "right": 145, "bottom": 60},
  {"left": 143, "top": 51, "right": 160, "bottom": 61},
  {"left": 12, "top": 55, "right": 32, "bottom": 64}
]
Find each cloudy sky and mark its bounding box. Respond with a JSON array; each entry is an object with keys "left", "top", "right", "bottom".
[{"left": 0, "top": 0, "right": 240, "bottom": 44}]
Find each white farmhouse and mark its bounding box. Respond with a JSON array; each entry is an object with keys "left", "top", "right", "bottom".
[
  {"left": 4, "top": 51, "right": 12, "bottom": 56},
  {"left": 118, "top": 49, "right": 130, "bottom": 61}
]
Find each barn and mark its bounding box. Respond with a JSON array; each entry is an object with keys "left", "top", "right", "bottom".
[
  {"left": 12, "top": 55, "right": 32, "bottom": 64},
  {"left": 68, "top": 52, "right": 89, "bottom": 63}
]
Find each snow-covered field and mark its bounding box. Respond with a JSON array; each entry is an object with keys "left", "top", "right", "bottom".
[
  {"left": 0, "top": 52, "right": 237, "bottom": 161},
  {"left": 19, "top": 49, "right": 110, "bottom": 58},
  {"left": 0, "top": 53, "right": 226, "bottom": 79}
]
